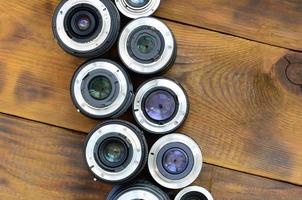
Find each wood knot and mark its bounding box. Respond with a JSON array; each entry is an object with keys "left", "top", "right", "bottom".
[
  {"left": 274, "top": 52, "right": 302, "bottom": 95},
  {"left": 286, "top": 63, "right": 302, "bottom": 85}
]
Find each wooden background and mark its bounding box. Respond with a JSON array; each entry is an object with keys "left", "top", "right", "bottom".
[{"left": 0, "top": 0, "right": 302, "bottom": 199}]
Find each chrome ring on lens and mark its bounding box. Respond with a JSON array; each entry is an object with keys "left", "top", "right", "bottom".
[
  {"left": 84, "top": 120, "right": 148, "bottom": 183},
  {"left": 118, "top": 17, "right": 176, "bottom": 75},
  {"left": 71, "top": 59, "right": 133, "bottom": 119},
  {"left": 133, "top": 78, "right": 188, "bottom": 134},
  {"left": 106, "top": 181, "right": 169, "bottom": 200},
  {"left": 175, "top": 186, "right": 214, "bottom": 200},
  {"left": 148, "top": 133, "right": 202, "bottom": 189},
  {"left": 115, "top": 0, "right": 160, "bottom": 19},
  {"left": 53, "top": 0, "right": 120, "bottom": 57}
]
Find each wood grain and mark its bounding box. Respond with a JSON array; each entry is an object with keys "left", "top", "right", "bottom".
[
  {"left": 0, "top": 0, "right": 302, "bottom": 185},
  {"left": 156, "top": 0, "right": 302, "bottom": 51},
  {"left": 1, "top": 113, "right": 302, "bottom": 200}
]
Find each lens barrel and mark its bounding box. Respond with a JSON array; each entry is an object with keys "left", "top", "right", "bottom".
[
  {"left": 148, "top": 133, "right": 202, "bottom": 189},
  {"left": 133, "top": 78, "right": 189, "bottom": 134},
  {"left": 115, "top": 0, "right": 161, "bottom": 19},
  {"left": 106, "top": 181, "right": 170, "bottom": 200},
  {"left": 175, "top": 186, "right": 214, "bottom": 200},
  {"left": 84, "top": 120, "right": 148, "bottom": 183},
  {"left": 53, "top": 0, "right": 120, "bottom": 57},
  {"left": 71, "top": 59, "right": 133, "bottom": 119},
  {"left": 119, "top": 17, "right": 176, "bottom": 75}
]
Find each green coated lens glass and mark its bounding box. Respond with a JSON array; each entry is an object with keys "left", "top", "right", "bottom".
[
  {"left": 88, "top": 76, "right": 112, "bottom": 100},
  {"left": 137, "top": 35, "right": 156, "bottom": 54},
  {"left": 104, "top": 141, "right": 126, "bottom": 163}
]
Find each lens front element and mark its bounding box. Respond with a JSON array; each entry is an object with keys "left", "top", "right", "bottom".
[
  {"left": 100, "top": 137, "right": 128, "bottom": 167},
  {"left": 144, "top": 90, "right": 176, "bottom": 122},
  {"left": 88, "top": 76, "right": 112, "bottom": 100},
  {"left": 163, "top": 148, "right": 188, "bottom": 175}
]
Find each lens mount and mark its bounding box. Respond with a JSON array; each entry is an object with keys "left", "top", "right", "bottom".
[
  {"left": 53, "top": 0, "right": 120, "bottom": 57},
  {"left": 106, "top": 181, "right": 170, "bottom": 200},
  {"left": 133, "top": 78, "right": 189, "bottom": 134},
  {"left": 84, "top": 120, "right": 148, "bottom": 183},
  {"left": 148, "top": 133, "right": 202, "bottom": 189},
  {"left": 71, "top": 59, "right": 134, "bottom": 119},
  {"left": 119, "top": 17, "right": 176, "bottom": 74},
  {"left": 175, "top": 186, "right": 213, "bottom": 200},
  {"left": 115, "top": 0, "right": 160, "bottom": 19}
]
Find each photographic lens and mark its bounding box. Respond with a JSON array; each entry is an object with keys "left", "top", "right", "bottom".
[
  {"left": 175, "top": 186, "right": 214, "bottom": 200},
  {"left": 71, "top": 59, "right": 134, "bottom": 119},
  {"left": 133, "top": 78, "right": 188, "bottom": 134},
  {"left": 53, "top": 0, "right": 120, "bottom": 57},
  {"left": 88, "top": 76, "right": 112, "bottom": 100},
  {"left": 115, "top": 0, "right": 160, "bottom": 19},
  {"left": 106, "top": 181, "right": 170, "bottom": 200},
  {"left": 163, "top": 148, "right": 188, "bottom": 174},
  {"left": 148, "top": 133, "right": 202, "bottom": 189},
  {"left": 84, "top": 120, "right": 148, "bottom": 184},
  {"left": 119, "top": 17, "right": 176, "bottom": 74},
  {"left": 144, "top": 90, "right": 176, "bottom": 121}
]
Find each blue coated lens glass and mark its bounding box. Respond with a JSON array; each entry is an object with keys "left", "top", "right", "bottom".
[
  {"left": 162, "top": 148, "right": 188, "bottom": 174},
  {"left": 144, "top": 90, "right": 176, "bottom": 121}
]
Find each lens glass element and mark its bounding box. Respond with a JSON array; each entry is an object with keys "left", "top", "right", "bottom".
[
  {"left": 144, "top": 90, "right": 176, "bottom": 121},
  {"left": 127, "top": 0, "right": 149, "bottom": 7},
  {"left": 76, "top": 15, "right": 91, "bottom": 31},
  {"left": 88, "top": 76, "right": 112, "bottom": 100},
  {"left": 163, "top": 148, "right": 188, "bottom": 174},
  {"left": 104, "top": 140, "right": 127, "bottom": 163},
  {"left": 181, "top": 191, "right": 208, "bottom": 200},
  {"left": 137, "top": 35, "right": 156, "bottom": 54}
]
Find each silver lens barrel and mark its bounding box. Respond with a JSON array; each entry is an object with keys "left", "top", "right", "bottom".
[
  {"left": 71, "top": 59, "right": 133, "bottom": 119},
  {"left": 53, "top": 0, "right": 120, "bottom": 57},
  {"left": 84, "top": 120, "right": 148, "bottom": 183},
  {"left": 118, "top": 17, "right": 176, "bottom": 75},
  {"left": 148, "top": 133, "right": 202, "bottom": 189},
  {"left": 175, "top": 186, "right": 214, "bottom": 200},
  {"left": 115, "top": 0, "right": 161, "bottom": 19},
  {"left": 133, "top": 78, "right": 189, "bottom": 134}
]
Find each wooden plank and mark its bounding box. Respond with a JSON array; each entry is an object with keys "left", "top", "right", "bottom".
[
  {"left": 210, "top": 166, "right": 302, "bottom": 200},
  {"left": 156, "top": 0, "right": 302, "bottom": 51},
  {"left": 1, "top": 0, "right": 302, "bottom": 185},
  {"left": 1, "top": 114, "right": 302, "bottom": 200}
]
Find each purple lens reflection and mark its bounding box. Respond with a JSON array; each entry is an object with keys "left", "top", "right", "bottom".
[
  {"left": 144, "top": 90, "right": 176, "bottom": 121},
  {"left": 163, "top": 148, "right": 188, "bottom": 174}
]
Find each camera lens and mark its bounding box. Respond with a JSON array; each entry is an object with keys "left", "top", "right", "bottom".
[
  {"left": 148, "top": 133, "right": 202, "bottom": 189},
  {"left": 71, "top": 59, "right": 134, "bottom": 119},
  {"left": 84, "top": 120, "right": 148, "bottom": 183},
  {"left": 53, "top": 0, "right": 120, "bottom": 57},
  {"left": 133, "top": 78, "right": 189, "bottom": 134},
  {"left": 175, "top": 186, "right": 213, "bottom": 200},
  {"left": 115, "top": 0, "right": 160, "bottom": 19},
  {"left": 119, "top": 17, "right": 176, "bottom": 75},
  {"left": 106, "top": 181, "right": 170, "bottom": 200}
]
